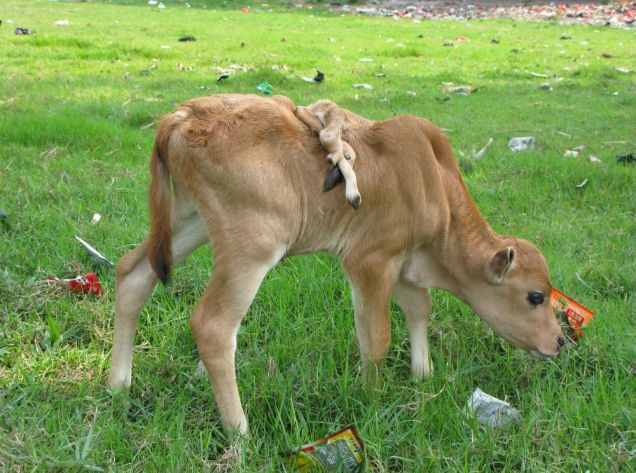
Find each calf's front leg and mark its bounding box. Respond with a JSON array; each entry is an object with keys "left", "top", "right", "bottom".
[{"left": 344, "top": 255, "right": 400, "bottom": 385}]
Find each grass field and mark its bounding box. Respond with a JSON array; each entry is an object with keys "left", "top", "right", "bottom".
[{"left": 1, "top": 0, "right": 635, "bottom": 471}]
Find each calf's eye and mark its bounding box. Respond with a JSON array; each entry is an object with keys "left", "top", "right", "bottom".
[{"left": 527, "top": 291, "right": 545, "bottom": 306}]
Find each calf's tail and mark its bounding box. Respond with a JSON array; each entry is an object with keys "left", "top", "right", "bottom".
[{"left": 148, "top": 115, "right": 180, "bottom": 284}]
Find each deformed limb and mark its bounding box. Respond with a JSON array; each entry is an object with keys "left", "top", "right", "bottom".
[{"left": 295, "top": 100, "right": 363, "bottom": 209}]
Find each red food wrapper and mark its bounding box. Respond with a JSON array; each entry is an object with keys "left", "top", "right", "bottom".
[
  {"left": 48, "top": 273, "right": 102, "bottom": 296},
  {"left": 550, "top": 288, "right": 594, "bottom": 340}
]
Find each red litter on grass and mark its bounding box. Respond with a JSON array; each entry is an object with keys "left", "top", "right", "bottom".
[
  {"left": 48, "top": 273, "right": 102, "bottom": 296},
  {"left": 550, "top": 288, "right": 595, "bottom": 340}
]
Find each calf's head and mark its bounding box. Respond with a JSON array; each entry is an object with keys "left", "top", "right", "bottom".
[{"left": 462, "top": 239, "right": 564, "bottom": 358}]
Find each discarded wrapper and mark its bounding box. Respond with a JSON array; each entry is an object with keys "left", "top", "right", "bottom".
[
  {"left": 550, "top": 288, "right": 595, "bottom": 340},
  {"left": 48, "top": 273, "right": 102, "bottom": 296},
  {"left": 256, "top": 81, "right": 274, "bottom": 95},
  {"left": 282, "top": 425, "right": 364, "bottom": 472},
  {"left": 75, "top": 235, "right": 114, "bottom": 267},
  {"left": 465, "top": 388, "right": 521, "bottom": 429},
  {"left": 508, "top": 136, "right": 535, "bottom": 152}
]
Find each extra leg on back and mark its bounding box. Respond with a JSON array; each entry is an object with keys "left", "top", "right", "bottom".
[
  {"left": 189, "top": 245, "right": 285, "bottom": 435},
  {"left": 392, "top": 281, "right": 433, "bottom": 379},
  {"left": 108, "top": 209, "right": 208, "bottom": 390}
]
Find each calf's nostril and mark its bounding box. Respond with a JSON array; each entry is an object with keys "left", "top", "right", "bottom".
[{"left": 557, "top": 336, "right": 565, "bottom": 348}]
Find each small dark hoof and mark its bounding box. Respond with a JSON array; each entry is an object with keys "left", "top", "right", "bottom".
[
  {"left": 348, "top": 195, "right": 361, "bottom": 210},
  {"left": 324, "top": 166, "right": 344, "bottom": 192}
]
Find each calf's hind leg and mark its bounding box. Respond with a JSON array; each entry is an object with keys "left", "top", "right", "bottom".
[
  {"left": 108, "top": 214, "right": 208, "bottom": 390},
  {"left": 189, "top": 247, "right": 284, "bottom": 435}
]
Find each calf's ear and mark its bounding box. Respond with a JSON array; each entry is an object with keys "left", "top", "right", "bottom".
[{"left": 487, "top": 246, "right": 515, "bottom": 283}]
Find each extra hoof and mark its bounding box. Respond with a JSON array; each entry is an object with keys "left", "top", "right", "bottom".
[
  {"left": 324, "top": 166, "right": 344, "bottom": 192},
  {"left": 348, "top": 194, "right": 361, "bottom": 210}
]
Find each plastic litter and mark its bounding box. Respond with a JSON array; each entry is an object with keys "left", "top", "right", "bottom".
[
  {"left": 91, "top": 213, "right": 101, "bottom": 225},
  {"left": 352, "top": 83, "right": 373, "bottom": 89},
  {"left": 282, "top": 425, "right": 364, "bottom": 472},
  {"left": 359, "top": 58, "right": 374, "bottom": 62},
  {"left": 0, "top": 209, "right": 7, "bottom": 219},
  {"left": 551, "top": 288, "right": 595, "bottom": 340},
  {"left": 576, "top": 178, "right": 589, "bottom": 188},
  {"left": 53, "top": 19, "right": 70, "bottom": 27},
  {"left": 158, "top": 2, "right": 166, "bottom": 9},
  {"left": 301, "top": 69, "right": 324, "bottom": 83},
  {"left": 442, "top": 83, "right": 475, "bottom": 95},
  {"left": 588, "top": 155, "right": 602, "bottom": 163},
  {"left": 256, "top": 81, "right": 273, "bottom": 95},
  {"left": 47, "top": 273, "right": 102, "bottom": 297},
  {"left": 539, "top": 83, "right": 553, "bottom": 91},
  {"left": 616, "top": 152, "right": 635, "bottom": 164},
  {"left": 14, "top": 27, "right": 32, "bottom": 35},
  {"left": 178, "top": 36, "right": 196, "bottom": 42},
  {"left": 616, "top": 67, "right": 632, "bottom": 74},
  {"left": 508, "top": 137, "right": 535, "bottom": 152},
  {"left": 465, "top": 388, "right": 521, "bottom": 428},
  {"left": 217, "top": 73, "right": 230, "bottom": 82},
  {"left": 474, "top": 138, "right": 494, "bottom": 160},
  {"left": 75, "top": 235, "right": 114, "bottom": 267}
]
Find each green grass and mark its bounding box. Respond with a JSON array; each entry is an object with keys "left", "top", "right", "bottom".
[{"left": 1, "top": 0, "right": 635, "bottom": 471}]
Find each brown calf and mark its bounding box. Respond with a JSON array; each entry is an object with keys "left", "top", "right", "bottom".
[{"left": 108, "top": 94, "right": 564, "bottom": 435}]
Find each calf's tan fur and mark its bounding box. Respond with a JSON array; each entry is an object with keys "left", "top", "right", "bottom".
[{"left": 109, "top": 94, "right": 563, "bottom": 436}]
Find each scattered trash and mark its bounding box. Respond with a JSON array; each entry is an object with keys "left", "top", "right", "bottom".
[
  {"left": 240, "top": 6, "right": 250, "bottom": 14},
  {"left": 0, "top": 209, "right": 7, "bottom": 219},
  {"left": 588, "top": 155, "right": 602, "bottom": 163},
  {"left": 14, "top": 27, "right": 33, "bottom": 35},
  {"left": 406, "top": 90, "right": 417, "bottom": 97},
  {"left": 53, "top": 19, "right": 70, "bottom": 27},
  {"left": 616, "top": 67, "right": 632, "bottom": 74},
  {"left": 564, "top": 146, "right": 584, "bottom": 158},
  {"left": 539, "top": 83, "right": 553, "bottom": 91},
  {"left": 576, "top": 178, "right": 589, "bottom": 188},
  {"left": 465, "top": 388, "right": 521, "bottom": 428},
  {"left": 282, "top": 425, "right": 364, "bottom": 472},
  {"left": 75, "top": 235, "right": 114, "bottom": 267},
  {"left": 160, "top": 45, "right": 171, "bottom": 49},
  {"left": 91, "top": 213, "right": 101, "bottom": 225},
  {"left": 158, "top": 2, "right": 166, "bottom": 9},
  {"left": 374, "top": 73, "right": 386, "bottom": 78},
  {"left": 617, "top": 152, "right": 635, "bottom": 164},
  {"left": 256, "top": 81, "right": 273, "bottom": 95},
  {"left": 178, "top": 36, "right": 196, "bottom": 42},
  {"left": 442, "top": 83, "right": 475, "bottom": 95},
  {"left": 302, "top": 69, "right": 324, "bottom": 83},
  {"left": 529, "top": 72, "right": 549, "bottom": 78},
  {"left": 359, "top": 58, "right": 374, "bottom": 62},
  {"left": 443, "top": 39, "right": 454, "bottom": 47},
  {"left": 217, "top": 73, "right": 230, "bottom": 82},
  {"left": 560, "top": 33, "right": 572, "bottom": 40},
  {"left": 148, "top": 0, "right": 158, "bottom": 5},
  {"left": 508, "top": 137, "right": 535, "bottom": 152},
  {"left": 474, "top": 137, "right": 494, "bottom": 160},
  {"left": 491, "top": 38, "right": 500, "bottom": 44},
  {"left": 454, "top": 35, "right": 469, "bottom": 41},
  {"left": 551, "top": 288, "right": 595, "bottom": 340},
  {"left": 352, "top": 83, "right": 373, "bottom": 89},
  {"left": 601, "top": 51, "right": 613, "bottom": 58},
  {"left": 47, "top": 273, "right": 102, "bottom": 297}
]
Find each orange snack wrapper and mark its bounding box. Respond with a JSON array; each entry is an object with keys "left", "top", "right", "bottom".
[{"left": 550, "top": 288, "right": 595, "bottom": 340}]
